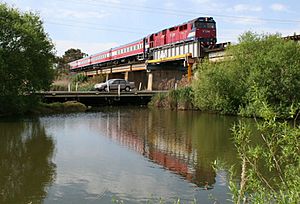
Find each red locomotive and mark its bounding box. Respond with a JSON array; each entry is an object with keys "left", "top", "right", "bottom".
[{"left": 69, "top": 17, "right": 216, "bottom": 71}]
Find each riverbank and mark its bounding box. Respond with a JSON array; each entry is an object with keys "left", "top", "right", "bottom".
[{"left": 149, "top": 87, "right": 194, "bottom": 110}]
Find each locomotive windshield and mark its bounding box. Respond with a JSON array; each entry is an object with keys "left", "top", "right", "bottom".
[{"left": 194, "top": 21, "right": 215, "bottom": 29}]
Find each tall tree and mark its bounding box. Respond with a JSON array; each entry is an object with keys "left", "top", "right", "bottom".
[
  {"left": 63, "top": 48, "right": 87, "bottom": 63},
  {"left": 56, "top": 48, "right": 87, "bottom": 72},
  {"left": 0, "top": 3, "right": 55, "bottom": 114}
]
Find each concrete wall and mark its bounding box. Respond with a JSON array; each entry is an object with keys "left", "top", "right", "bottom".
[
  {"left": 107, "top": 73, "right": 125, "bottom": 80},
  {"left": 128, "top": 71, "right": 148, "bottom": 90},
  {"left": 150, "top": 69, "right": 185, "bottom": 90}
]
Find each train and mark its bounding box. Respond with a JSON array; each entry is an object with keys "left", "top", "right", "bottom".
[{"left": 69, "top": 17, "right": 216, "bottom": 71}]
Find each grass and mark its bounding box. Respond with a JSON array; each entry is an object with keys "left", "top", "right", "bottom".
[
  {"left": 51, "top": 74, "right": 105, "bottom": 91},
  {"left": 149, "top": 87, "right": 194, "bottom": 110}
]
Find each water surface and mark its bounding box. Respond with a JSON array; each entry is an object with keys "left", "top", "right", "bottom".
[{"left": 0, "top": 108, "right": 246, "bottom": 203}]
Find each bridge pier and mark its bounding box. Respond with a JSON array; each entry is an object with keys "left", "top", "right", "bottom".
[{"left": 147, "top": 72, "right": 153, "bottom": 91}]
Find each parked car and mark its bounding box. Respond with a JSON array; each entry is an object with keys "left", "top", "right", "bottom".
[{"left": 94, "top": 79, "right": 135, "bottom": 92}]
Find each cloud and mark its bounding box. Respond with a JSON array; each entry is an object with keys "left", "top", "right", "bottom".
[
  {"left": 233, "top": 4, "right": 262, "bottom": 12},
  {"left": 53, "top": 40, "right": 118, "bottom": 56},
  {"left": 220, "top": 16, "right": 264, "bottom": 26},
  {"left": 270, "top": 3, "right": 287, "bottom": 12}
]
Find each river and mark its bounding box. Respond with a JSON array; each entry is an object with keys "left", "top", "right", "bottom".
[{"left": 0, "top": 107, "right": 251, "bottom": 203}]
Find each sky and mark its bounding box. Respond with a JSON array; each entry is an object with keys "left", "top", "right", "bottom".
[{"left": 2, "top": 0, "right": 300, "bottom": 56}]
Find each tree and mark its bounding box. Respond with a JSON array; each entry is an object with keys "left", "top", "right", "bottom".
[
  {"left": 0, "top": 3, "right": 55, "bottom": 114},
  {"left": 63, "top": 48, "right": 87, "bottom": 63},
  {"left": 56, "top": 48, "right": 87, "bottom": 73}
]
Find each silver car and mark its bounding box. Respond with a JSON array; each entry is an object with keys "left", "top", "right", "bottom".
[{"left": 94, "top": 79, "right": 135, "bottom": 92}]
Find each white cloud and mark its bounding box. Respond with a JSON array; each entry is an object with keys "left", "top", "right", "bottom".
[
  {"left": 233, "top": 4, "right": 262, "bottom": 12},
  {"left": 54, "top": 40, "right": 118, "bottom": 56},
  {"left": 221, "top": 16, "right": 264, "bottom": 26},
  {"left": 270, "top": 3, "right": 287, "bottom": 12}
]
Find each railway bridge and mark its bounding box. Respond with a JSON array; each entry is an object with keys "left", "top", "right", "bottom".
[
  {"left": 77, "top": 41, "right": 229, "bottom": 91},
  {"left": 72, "top": 34, "right": 300, "bottom": 91}
]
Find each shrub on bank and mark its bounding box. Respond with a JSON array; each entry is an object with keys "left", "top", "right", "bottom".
[
  {"left": 34, "top": 101, "right": 87, "bottom": 114},
  {"left": 228, "top": 104, "right": 300, "bottom": 203},
  {"left": 50, "top": 84, "right": 69, "bottom": 91},
  {"left": 149, "top": 87, "right": 194, "bottom": 110},
  {"left": 192, "top": 32, "right": 300, "bottom": 118}
]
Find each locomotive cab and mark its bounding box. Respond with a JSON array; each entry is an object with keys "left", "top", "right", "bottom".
[{"left": 191, "top": 17, "right": 217, "bottom": 46}]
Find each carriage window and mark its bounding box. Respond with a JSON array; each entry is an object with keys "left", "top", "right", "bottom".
[
  {"left": 179, "top": 24, "right": 187, "bottom": 31},
  {"left": 169, "top": 27, "right": 177, "bottom": 31}
]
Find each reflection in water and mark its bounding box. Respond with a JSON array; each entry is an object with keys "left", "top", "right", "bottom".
[
  {"left": 0, "top": 119, "right": 56, "bottom": 203},
  {"left": 1, "top": 109, "right": 245, "bottom": 203},
  {"left": 91, "top": 108, "right": 239, "bottom": 188}
]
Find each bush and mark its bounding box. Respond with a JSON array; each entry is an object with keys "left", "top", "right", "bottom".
[
  {"left": 149, "top": 87, "right": 194, "bottom": 110},
  {"left": 192, "top": 32, "right": 300, "bottom": 118},
  {"left": 35, "top": 101, "right": 87, "bottom": 114},
  {"left": 148, "top": 92, "right": 167, "bottom": 108},
  {"left": 176, "top": 87, "right": 194, "bottom": 110},
  {"left": 229, "top": 104, "right": 300, "bottom": 203},
  {"left": 192, "top": 60, "right": 244, "bottom": 114},
  {"left": 72, "top": 73, "right": 88, "bottom": 83}
]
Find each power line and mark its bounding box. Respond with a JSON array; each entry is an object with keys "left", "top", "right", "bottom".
[
  {"left": 55, "top": 0, "right": 300, "bottom": 24},
  {"left": 47, "top": 18, "right": 153, "bottom": 32},
  {"left": 45, "top": 21, "right": 146, "bottom": 35}
]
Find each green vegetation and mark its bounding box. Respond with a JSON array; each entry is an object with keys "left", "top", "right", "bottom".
[
  {"left": 151, "top": 32, "right": 300, "bottom": 118},
  {"left": 52, "top": 48, "right": 90, "bottom": 91},
  {"left": 0, "top": 3, "right": 55, "bottom": 114},
  {"left": 226, "top": 104, "right": 300, "bottom": 203},
  {"left": 55, "top": 48, "right": 87, "bottom": 76},
  {"left": 51, "top": 74, "right": 104, "bottom": 91},
  {"left": 192, "top": 32, "right": 300, "bottom": 118},
  {"left": 150, "top": 32, "right": 300, "bottom": 203},
  {"left": 34, "top": 101, "right": 87, "bottom": 114},
  {"left": 149, "top": 87, "right": 193, "bottom": 110}
]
